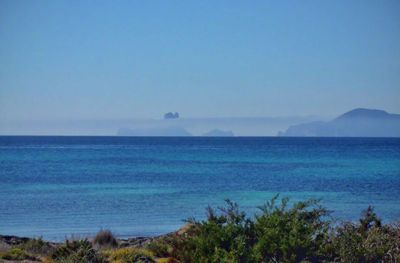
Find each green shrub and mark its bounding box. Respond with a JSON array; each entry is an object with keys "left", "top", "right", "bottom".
[
  {"left": 253, "top": 196, "right": 330, "bottom": 262},
  {"left": 148, "top": 232, "right": 192, "bottom": 262},
  {"left": 148, "top": 200, "right": 256, "bottom": 263},
  {"left": 186, "top": 200, "right": 256, "bottom": 263},
  {"left": 94, "top": 230, "right": 118, "bottom": 249},
  {"left": 155, "top": 197, "right": 332, "bottom": 263},
  {"left": 327, "top": 206, "right": 400, "bottom": 262},
  {"left": 19, "top": 237, "right": 55, "bottom": 256},
  {"left": 146, "top": 239, "right": 170, "bottom": 258},
  {"left": 171, "top": 197, "right": 399, "bottom": 263},
  {"left": 51, "top": 239, "right": 105, "bottom": 263},
  {"left": 6, "top": 197, "right": 398, "bottom": 263},
  {"left": 108, "top": 247, "right": 155, "bottom": 263},
  {"left": 0, "top": 247, "right": 35, "bottom": 261},
  {"left": 156, "top": 257, "right": 179, "bottom": 263}
]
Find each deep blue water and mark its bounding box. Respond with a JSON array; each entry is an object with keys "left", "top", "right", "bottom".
[{"left": 0, "top": 136, "right": 399, "bottom": 241}]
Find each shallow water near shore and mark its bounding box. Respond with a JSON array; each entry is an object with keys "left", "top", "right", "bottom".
[{"left": 0, "top": 136, "right": 399, "bottom": 241}]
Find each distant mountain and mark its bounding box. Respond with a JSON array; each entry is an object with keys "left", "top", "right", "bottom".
[
  {"left": 164, "top": 112, "right": 180, "bottom": 119},
  {"left": 202, "top": 129, "right": 234, "bottom": 137},
  {"left": 280, "top": 108, "right": 400, "bottom": 137},
  {"left": 0, "top": 116, "right": 322, "bottom": 136},
  {"left": 117, "top": 126, "right": 191, "bottom": 136}
]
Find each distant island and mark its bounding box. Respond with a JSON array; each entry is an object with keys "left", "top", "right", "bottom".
[
  {"left": 116, "top": 128, "right": 235, "bottom": 137},
  {"left": 280, "top": 108, "right": 400, "bottom": 137},
  {"left": 202, "top": 129, "right": 234, "bottom": 137},
  {"left": 164, "top": 112, "right": 180, "bottom": 119},
  {"left": 117, "top": 126, "right": 191, "bottom": 136},
  {"left": 113, "top": 108, "right": 400, "bottom": 137}
]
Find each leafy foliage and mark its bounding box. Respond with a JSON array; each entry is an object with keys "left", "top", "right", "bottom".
[
  {"left": 51, "top": 239, "right": 105, "bottom": 263},
  {"left": 146, "top": 239, "right": 170, "bottom": 258},
  {"left": 19, "top": 237, "right": 55, "bottom": 256},
  {"left": 184, "top": 200, "right": 256, "bottom": 263},
  {"left": 147, "top": 197, "right": 400, "bottom": 263},
  {"left": 0, "top": 247, "right": 36, "bottom": 261},
  {"left": 2, "top": 197, "right": 399, "bottom": 263},
  {"left": 253, "top": 196, "right": 330, "bottom": 262},
  {"left": 107, "top": 247, "right": 155, "bottom": 263},
  {"left": 94, "top": 230, "right": 118, "bottom": 249},
  {"left": 156, "top": 257, "right": 179, "bottom": 263},
  {"left": 326, "top": 206, "right": 400, "bottom": 262}
]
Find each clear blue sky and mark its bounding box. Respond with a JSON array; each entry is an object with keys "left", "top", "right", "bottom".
[{"left": 1, "top": 0, "right": 399, "bottom": 120}]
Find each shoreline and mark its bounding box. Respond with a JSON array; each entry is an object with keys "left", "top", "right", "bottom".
[
  {"left": 0, "top": 233, "right": 167, "bottom": 252},
  {"left": 1, "top": 202, "right": 399, "bottom": 262}
]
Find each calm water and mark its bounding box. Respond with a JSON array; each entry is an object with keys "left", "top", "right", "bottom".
[{"left": 0, "top": 136, "right": 399, "bottom": 241}]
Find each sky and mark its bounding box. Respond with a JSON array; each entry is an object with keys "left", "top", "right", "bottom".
[{"left": 1, "top": 0, "right": 399, "bottom": 121}]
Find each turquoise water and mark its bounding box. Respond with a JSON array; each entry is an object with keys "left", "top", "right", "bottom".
[{"left": 0, "top": 136, "right": 399, "bottom": 241}]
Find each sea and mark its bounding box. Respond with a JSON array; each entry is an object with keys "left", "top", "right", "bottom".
[{"left": 0, "top": 136, "right": 399, "bottom": 241}]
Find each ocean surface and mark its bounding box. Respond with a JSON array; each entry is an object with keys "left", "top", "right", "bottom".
[{"left": 0, "top": 136, "right": 399, "bottom": 241}]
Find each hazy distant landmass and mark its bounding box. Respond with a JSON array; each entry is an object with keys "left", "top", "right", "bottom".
[
  {"left": 164, "top": 112, "right": 180, "bottom": 119},
  {"left": 202, "top": 129, "right": 234, "bottom": 137},
  {"left": 117, "top": 126, "right": 191, "bottom": 136},
  {"left": 280, "top": 108, "right": 400, "bottom": 137},
  {"left": 171, "top": 116, "right": 321, "bottom": 136},
  {"left": 0, "top": 116, "right": 321, "bottom": 136},
  {"left": 113, "top": 116, "right": 321, "bottom": 137}
]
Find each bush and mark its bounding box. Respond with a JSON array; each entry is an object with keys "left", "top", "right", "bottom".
[
  {"left": 157, "top": 258, "right": 179, "bottom": 263},
  {"left": 94, "top": 230, "right": 118, "bottom": 249},
  {"left": 19, "top": 237, "right": 55, "bottom": 256},
  {"left": 253, "top": 197, "right": 330, "bottom": 262},
  {"left": 51, "top": 239, "right": 105, "bottom": 263},
  {"left": 146, "top": 239, "right": 170, "bottom": 258},
  {"left": 4, "top": 197, "right": 399, "bottom": 263},
  {"left": 326, "top": 206, "right": 400, "bottom": 262},
  {"left": 148, "top": 200, "right": 256, "bottom": 262},
  {"left": 148, "top": 197, "right": 400, "bottom": 263},
  {"left": 107, "top": 247, "right": 155, "bottom": 263},
  {"left": 184, "top": 200, "right": 256, "bottom": 263},
  {"left": 0, "top": 247, "right": 36, "bottom": 261}
]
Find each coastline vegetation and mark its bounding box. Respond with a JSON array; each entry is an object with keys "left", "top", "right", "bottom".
[{"left": 0, "top": 196, "right": 399, "bottom": 263}]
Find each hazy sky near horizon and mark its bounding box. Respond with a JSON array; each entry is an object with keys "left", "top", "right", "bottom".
[{"left": 1, "top": 0, "right": 399, "bottom": 121}]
